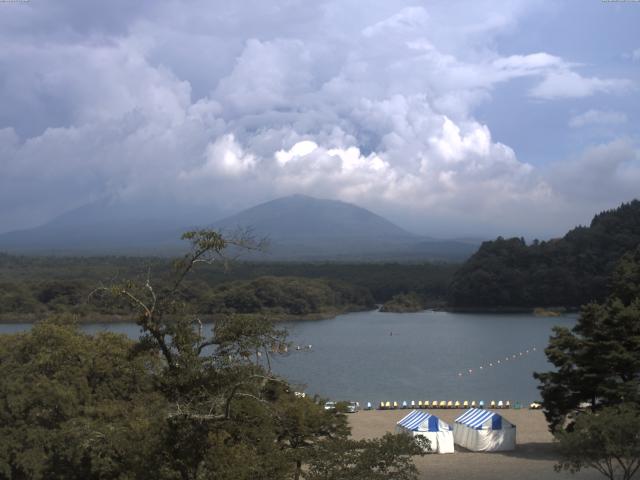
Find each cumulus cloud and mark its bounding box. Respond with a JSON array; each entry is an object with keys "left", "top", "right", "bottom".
[
  {"left": 569, "top": 109, "right": 628, "bottom": 128},
  {"left": 0, "top": 1, "right": 636, "bottom": 236}
]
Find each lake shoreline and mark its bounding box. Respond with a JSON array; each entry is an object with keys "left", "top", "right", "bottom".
[
  {"left": 440, "top": 306, "right": 580, "bottom": 315},
  {"left": 0, "top": 306, "right": 374, "bottom": 325},
  {"left": 0, "top": 305, "right": 580, "bottom": 324}
]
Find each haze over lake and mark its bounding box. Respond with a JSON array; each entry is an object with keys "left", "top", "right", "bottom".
[{"left": 2, "top": 310, "right": 575, "bottom": 405}]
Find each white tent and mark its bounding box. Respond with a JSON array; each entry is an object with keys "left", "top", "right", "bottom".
[
  {"left": 453, "top": 408, "right": 516, "bottom": 452},
  {"left": 395, "top": 410, "right": 455, "bottom": 454}
]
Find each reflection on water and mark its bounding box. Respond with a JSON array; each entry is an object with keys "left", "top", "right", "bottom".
[{"left": 0, "top": 310, "right": 576, "bottom": 405}]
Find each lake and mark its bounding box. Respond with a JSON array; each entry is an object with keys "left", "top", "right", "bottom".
[{"left": 0, "top": 310, "right": 576, "bottom": 405}]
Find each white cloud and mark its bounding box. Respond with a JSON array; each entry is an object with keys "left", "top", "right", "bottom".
[
  {"left": 214, "top": 38, "right": 313, "bottom": 117},
  {"left": 569, "top": 109, "right": 628, "bottom": 128},
  {"left": 492, "top": 53, "right": 565, "bottom": 75},
  {"left": 0, "top": 1, "right": 636, "bottom": 237},
  {"left": 174, "top": 113, "right": 551, "bottom": 225},
  {"left": 362, "top": 6, "right": 430, "bottom": 38},
  {"left": 530, "top": 70, "right": 632, "bottom": 99},
  {"left": 275, "top": 140, "right": 319, "bottom": 166},
  {"left": 200, "top": 134, "right": 257, "bottom": 177}
]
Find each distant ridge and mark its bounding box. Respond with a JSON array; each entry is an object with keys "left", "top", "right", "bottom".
[
  {"left": 449, "top": 199, "right": 640, "bottom": 308},
  {"left": 0, "top": 199, "right": 216, "bottom": 255},
  {"left": 0, "top": 194, "right": 478, "bottom": 261}
]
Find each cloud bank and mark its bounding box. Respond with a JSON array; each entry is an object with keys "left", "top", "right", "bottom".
[{"left": 0, "top": 1, "right": 637, "bottom": 237}]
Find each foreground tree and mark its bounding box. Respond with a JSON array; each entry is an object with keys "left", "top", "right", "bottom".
[
  {"left": 0, "top": 229, "right": 428, "bottom": 479},
  {"left": 555, "top": 404, "right": 640, "bottom": 480},
  {"left": 534, "top": 246, "right": 640, "bottom": 431},
  {"left": 98, "top": 229, "right": 428, "bottom": 479},
  {"left": 0, "top": 320, "right": 166, "bottom": 480},
  {"left": 305, "top": 434, "right": 427, "bottom": 480},
  {"left": 95, "top": 230, "right": 296, "bottom": 479},
  {"left": 273, "top": 394, "right": 350, "bottom": 480}
]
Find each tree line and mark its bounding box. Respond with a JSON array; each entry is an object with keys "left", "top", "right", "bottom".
[
  {"left": 449, "top": 200, "right": 640, "bottom": 309},
  {"left": 0, "top": 255, "right": 456, "bottom": 321}
]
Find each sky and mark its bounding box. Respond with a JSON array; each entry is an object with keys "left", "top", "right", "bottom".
[{"left": 0, "top": 0, "right": 639, "bottom": 238}]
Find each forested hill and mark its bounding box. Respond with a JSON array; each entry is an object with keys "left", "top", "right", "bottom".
[
  {"left": 449, "top": 200, "right": 640, "bottom": 309},
  {"left": 0, "top": 257, "right": 456, "bottom": 321}
]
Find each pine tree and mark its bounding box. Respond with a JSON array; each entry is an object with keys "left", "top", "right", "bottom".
[{"left": 534, "top": 246, "right": 640, "bottom": 431}]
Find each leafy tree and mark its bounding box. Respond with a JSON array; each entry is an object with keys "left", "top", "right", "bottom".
[
  {"left": 555, "top": 404, "right": 640, "bottom": 480},
  {"left": 611, "top": 246, "right": 640, "bottom": 305},
  {"left": 0, "top": 320, "right": 166, "bottom": 480},
  {"left": 304, "top": 434, "right": 426, "bottom": 480},
  {"left": 204, "top": 276, "right": 374, "bottom": 317},
  {"left": 1, "top": 230, "right": 429, "bottom": 479},
  {"left": 380, "top": 292, "right": 425, "bottom": 313},
  {"left": 96, "top": 229, "right": 429, "bottom": 479},
  {"left": 535, "top": 246, "right": 640, "bottom": 431},
  {"left": 273, "top": 394, "right": 350, "bottom": 480},
  {"left": 95, "top": 230, "right": 297, "bottom": 479},
  {"left": 450, "top": 200, "right": 640, "bottom": 309},
  {"left": 0, "top": 251, "right": 457, "bottom": 321}
]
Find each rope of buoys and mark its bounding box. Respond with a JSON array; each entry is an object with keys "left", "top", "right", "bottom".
[{"left": 456, "top": 346, "right": 539, "bottom": 378}]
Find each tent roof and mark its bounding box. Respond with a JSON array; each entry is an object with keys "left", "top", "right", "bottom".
[
  {"left": 455, "top": 408, "right": 510, "bottom": 430},
  {"left": 397, "top": 410, "right": 450, "bottom": 432}
]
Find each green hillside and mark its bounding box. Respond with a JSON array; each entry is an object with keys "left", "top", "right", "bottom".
[{"left": 449, "top": 200, "right": 640, "bottom": 309}]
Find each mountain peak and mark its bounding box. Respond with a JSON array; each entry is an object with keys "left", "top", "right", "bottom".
[{"left": 214, "top": 195, "right": 414, "bottom": 239}]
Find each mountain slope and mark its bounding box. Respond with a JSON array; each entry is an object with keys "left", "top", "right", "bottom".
[
  {"left": 0, "top": 199, "right": 217, "bottom": 254},
  {"left": 0, "top": 194, "right": 478, "bottom": 261},
  {"left": 449, "top": 199, "right": 640, "bottom": 308},
  {"left": 213, "top": 194, "right": 413, "bottom": 240},
  {"left": 213, "top": 195, "right": 477, "bottom": 261}
]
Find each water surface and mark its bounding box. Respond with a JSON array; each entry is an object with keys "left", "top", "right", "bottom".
[
  {"left": 274, "top": 310, "right": 574, "bottom": 405},
  {"left": 0, "top": 310, "right": 575, "bottom": 405}
]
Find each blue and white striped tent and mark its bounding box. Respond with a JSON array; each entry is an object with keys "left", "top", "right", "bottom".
[
  {"left": 396, "top": 410, "right": 454, "bottom": 453},
  {"left": 453, "top": 408, "right": 516, "bottom": 451},
  {"left": 455, "top": 409, "right": 504, "bottom": 430}
]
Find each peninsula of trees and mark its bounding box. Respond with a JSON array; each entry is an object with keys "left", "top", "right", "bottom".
[
  {"left": 0, "top": 256, "right": 455, "bottom": 322},
  {"left": 449, "top": 200, "right": 640, "bottom": 310}
]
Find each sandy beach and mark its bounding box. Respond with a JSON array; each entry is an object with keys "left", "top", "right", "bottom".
[{"left": 349, "top": 409, "right": 601, "bottom": 480}]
